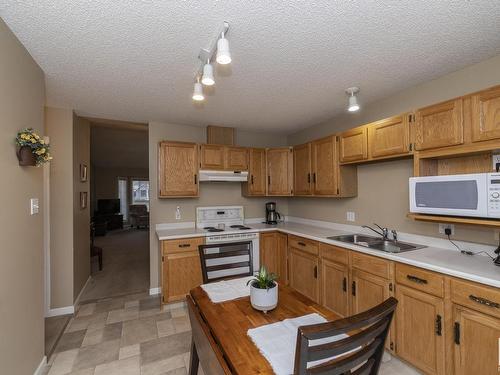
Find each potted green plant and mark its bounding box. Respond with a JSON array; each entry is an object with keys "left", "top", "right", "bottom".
[
  {"left": 15, "top": 128, "right": 52, "bottom": 166},
  {"left": 247, "top": 266, "right": 278, "bottom": 313}
]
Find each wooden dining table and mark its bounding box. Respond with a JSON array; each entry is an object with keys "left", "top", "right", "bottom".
[{"left": 187, "top": 284, "right": 341, "bottom": 375}]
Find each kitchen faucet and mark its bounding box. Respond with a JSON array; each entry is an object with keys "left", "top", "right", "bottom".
[{"left": 362, "top": 223, "right": 389, "bottom": 240}]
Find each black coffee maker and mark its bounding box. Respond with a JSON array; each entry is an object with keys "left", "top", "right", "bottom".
[{"left": 265, "top": 202, "right": 281, "bottom": 225}]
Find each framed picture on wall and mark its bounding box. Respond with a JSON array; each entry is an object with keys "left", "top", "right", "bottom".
[
  {"left": 80, "top": 164, "right": 88, "bottom": 182},
  {"left": 80, "top": 192, "right": 88, "bottom": 209}
]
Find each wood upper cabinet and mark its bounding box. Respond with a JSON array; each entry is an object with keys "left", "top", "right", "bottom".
[
  {"left": 339, "top": 127, "right": 368, "bottom": 163},
  {"left": 293, "top": 143, "right": 312, "bottom": 196},
  {"left": 288, "top": 246, "right": 319, "bottom": 303},
  {"left": 158, "top": 141, "right": 199, "bottom": 197},
  {"left": 260, "top": 232, "right": 287, "bottom": 282},
  {"left": 471, "top": 86, "right": 500, "bottom": 142},
  {"left": 414, "top": 99, "right": 464, "bottom": 151},
  {"left": 161, "top": 237, "right": 204, "bottom": 303},
  {"left": 368, "top": 114, "right": 410, "bottom": 158},
  {"left": 200, "top": 144, "right": 225, "bottom": 170},
  {"left": 266, "top": 147, "right": 293, "bottom": 196},
  {"left": 243, "top": 148, "right": 266, "bottom": 196},
  {"left": 321, "top": 258, "right": 349, "bottom": 317},
  {"left": 312, "top": 135, "right": 339, "bottom": 196},
  {"left": 225, "top": 146, "right": 248, "bottom": 171},
  {"left": 396, "top": 285, "right": 445, "bottom": 375},
  {"left": 200, "top": 144, "right": 248, "bottom": 171},
  {"left": 453, "top": 305, "right": 500, "bottom": 375}
]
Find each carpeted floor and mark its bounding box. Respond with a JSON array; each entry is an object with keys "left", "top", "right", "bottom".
[{"left": 80, "top": 228, "right": 150, "bottom": 302}]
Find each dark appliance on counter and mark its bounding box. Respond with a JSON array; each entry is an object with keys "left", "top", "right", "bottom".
[{"left": 265, "top": 202, "right": 281, "bottom": 225}]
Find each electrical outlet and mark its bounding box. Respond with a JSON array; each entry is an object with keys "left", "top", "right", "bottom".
[
  {"left": 30, "top": 198, "right": 39, "bottom": 215},
  {"left": 493, "top": 154, "right": 500, "bottom": 171},
  {"left": 175, "top": 206, "right": 181, "bottom": 220},
  {"left": 346, "top": 211, "right": 356, "bottom": 222},
  {"left": 439, "top": 223, "right": 455, "bottom": 235}
]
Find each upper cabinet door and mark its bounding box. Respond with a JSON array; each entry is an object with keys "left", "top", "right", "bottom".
[
  {"left": 225, "top": 146, "right": 248, "bottom": 171},
  {"left": 158, "top": 141, "right": 198, "bottom": 197},
  {"left": 414, "top": 99, "right": 463, "bottom": 151},
  {"left": 293, "top": 143, "right": 312, "bottom": 196},
  {"left": 267, "top": 148, "right": 293, "bottom": 196},
  {"left": 368, "top": 115, "right": 410, "bottom": 158},
  {"left": 312, "top": 136, "right": 338, "bottom": 195},
  {"left": 247, "top": 148, "right": 266, "bottom": 196},
  {"left": 200, "top": 144, "right": 225, "bottom": 170},
  {"left": 471, "top": 86, "right": 500, "bottom": 142},
  {"left": 339, "top": 127, "right": 368, "bottom": 163}
]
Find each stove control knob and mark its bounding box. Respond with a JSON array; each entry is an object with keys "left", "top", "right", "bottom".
[{"left": 492, "top": 192, "right": 500, "bottom": 199}]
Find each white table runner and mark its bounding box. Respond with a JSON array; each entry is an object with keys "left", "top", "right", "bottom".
[
  {"left": 247, "top": 313, "right": 349, "bottom": 375},
  {"left": 200, "top": 276, "right": 254, "bottom": 303}
]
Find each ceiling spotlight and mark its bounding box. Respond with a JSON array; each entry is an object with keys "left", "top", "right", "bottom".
[
  {"left": 346, "top": 87, "right": 360, "bottom": 112},
  {"left": 192, "top": 79, "right": 204, "bottom": 101},
  {"left": 201, "top": 60, "right": 215, "bottom": 86},
  {"left": 216, "top": 31, "right": 232, "bottom": 65}
]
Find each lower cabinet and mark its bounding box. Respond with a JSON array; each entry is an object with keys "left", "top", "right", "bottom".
[
  {"left": 260, "top": 231, "right": 288, "bottom": 283},
  {"left": 396, "top": 285, "right": 445, "bottom": 375},
  {"left": 320, "top": 258, "right": 349, "bottom": 317},
  {"left": 288, "top": 246, "right": 319, "bottom": 303},
  {"left": 453, "top": 305, "right": 500, "bottom": 375}
]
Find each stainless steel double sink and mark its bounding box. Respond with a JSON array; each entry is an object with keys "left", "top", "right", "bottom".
[{"left": 327, "top": 234, "right": 426, "bottom": 253}]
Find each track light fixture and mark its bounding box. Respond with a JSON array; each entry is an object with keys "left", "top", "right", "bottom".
[
  {"left": 346, "top": 87, "right": 360, "bottom": 112},
  {"left": 192, "top": 77, "right": 204, "bottom": 101},
  {"left": 192, "top": 22, "right": 231, "bottom": 101},
  {"left": 201, "top": 59, "right": 215, "bottom": 86}
]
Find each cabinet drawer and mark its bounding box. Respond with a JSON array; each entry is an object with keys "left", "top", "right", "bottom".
[
  {"left": 396, "top": 263, "right": 444, "bottom": 298},
  {"left": 162, "top": 237, "right": 205, "bottom": 254},
  {"left": 288, "top": 235, "right": 319, "bottom": 256},
  {"left": 351, "top": 252, "right": 392, "bottom": 279},
  {"left": 320, "top": 243, "right": 349, "bottom": 265},
  {"left": 451, "top": 279, "right": 500, "bottom": 319}
]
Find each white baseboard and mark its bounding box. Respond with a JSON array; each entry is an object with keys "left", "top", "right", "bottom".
[
  {"left": 46, "top": 305, "right": 75, "bottom": 317},
  {"left": 74, "top": 276, "right": 91, "bottom": 308},
  {"left": 33, "top": 356, "right": 47, "bottom": 375},
  {"left": 149, "top": 287, "right": 161, "bottom": 296}
]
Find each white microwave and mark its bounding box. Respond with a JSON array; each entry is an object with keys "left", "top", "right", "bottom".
[{"left": 409, "top": 173, "right": 500, "bottom": 218}]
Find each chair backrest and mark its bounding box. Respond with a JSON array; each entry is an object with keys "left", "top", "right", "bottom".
[
  {"left": 129, "top": 204, "right": 147, "bottom": 215},
  {"left": 293, "top": 297, "right": 398, "bottom": 375},
  {"left": 198, "top": 241, "right": 253, "bottom": 284}
]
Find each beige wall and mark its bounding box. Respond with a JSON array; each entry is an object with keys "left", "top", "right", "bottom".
[
  {"left": 46, "top": 107, "right": 75, "bottom": 308},
  {"left": 0, "top": 18, "right": 46, "bottom": 374},
  {"left": 148, "top": 122, "right": 289, "bottom": 289},
  {"left": 73, "top": 115, "right": 90, "bottom": 299},
  {"left": 287, "top": 54, "right": 500, "bottom": 245}
]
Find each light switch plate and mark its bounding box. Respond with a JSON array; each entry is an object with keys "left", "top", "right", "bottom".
[
  {"left": 438, "top": 223, "right": 454, "bottom": 235},
  {"left": 30, "top": 198, "right": 39, "bottom": 215},
  {"left": 346, "top": 211, "right": 355, "bottom": 222},
  {"left": 175, "top": 206, "right": 181, "bottom": 220}
]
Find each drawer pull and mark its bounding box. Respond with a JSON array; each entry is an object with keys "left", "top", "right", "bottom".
[
  {"left": 469, "top": 294, "right": 500, "bottom": 309},
  {"left": 297, "top": 242, "right": 306, "bottom": 246},
  {"left": 406, "top": 275, "right": 428, "bottom": 284},
  {"left": 178, "top": 244, "right": 191, "bottom": 248},
  {"left": 435, "top": 314, "right": 442, "bottom": 336}
]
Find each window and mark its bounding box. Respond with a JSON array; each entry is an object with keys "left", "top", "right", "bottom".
[{"left": 132, "top": 179, "right": 150, "bottom": 210}]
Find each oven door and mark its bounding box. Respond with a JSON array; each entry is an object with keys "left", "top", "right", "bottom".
[{"left": 409, "top": 173, "right": 488, "bottom": 217}]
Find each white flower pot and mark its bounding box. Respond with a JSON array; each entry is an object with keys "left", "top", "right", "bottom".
[{"left": 249, "top": 282, "right": 278, "bottom": 313}]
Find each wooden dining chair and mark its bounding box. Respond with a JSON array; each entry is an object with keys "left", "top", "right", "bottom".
[
  {"left": 294, "top": 297, "right": 398, "bottom": 375},
  {"left": 198, "top": 241, "right": 253, "bottom": 283}
]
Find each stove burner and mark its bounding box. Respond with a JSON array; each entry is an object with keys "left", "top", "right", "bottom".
[
  {"left": 204, "top": 226, "right": 225, "bottom": 233},
  {"left": 230, "top": 225, "right": 252, "bottom": 230}
]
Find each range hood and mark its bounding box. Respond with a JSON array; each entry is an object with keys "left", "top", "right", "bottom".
[{"left": 199, "top": 170, "right": 248, "bottom": 182}]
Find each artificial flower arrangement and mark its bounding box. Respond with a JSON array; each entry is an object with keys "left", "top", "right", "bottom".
[{"left": 15, "top": 128, "right": 52, "bottom": 166}]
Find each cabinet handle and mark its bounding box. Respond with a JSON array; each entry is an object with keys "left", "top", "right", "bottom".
[
  {"left": 469, "top": 294, "right": 500, "bottom": 308},
  {"left": 342, "top": 277, "right": 347, "bottom": 292},
  {"left": 297, "top": 242, "right": 306, "bottom": 246},
  {"left": 406, "top": 274, "right": 428, "bottom": 284},
  {"left": 178, "top": 244, "right": 190, "bottom": 248},
  {"left": 313, "top": 266, "right": 318, "bottom": 279},
  {"left": 454, "top": 322, "right": 460, "bottom": 345},
  {"left": 313, "top": 173, "right": 316, "bottom": 183},
  {"left": 352, "top": 281, "right": 356, "bottom": 296},
  {"left": 194, "top": 174, "right": 197, "bottom": 184},
  {"left": 435, "top": 314, "right": 442, "bottom": 336},
  {"left": 251, "top": 175, "right": 254, "bottom": 185},
  {"left": 389, "top": 282, "right": 393, "bottom": 292},
  {"left": 307, "top": 173, "right": 311, "bottom": 183},
  {"left": 268, "top": 175, "right": 271, "bottom": 185}
]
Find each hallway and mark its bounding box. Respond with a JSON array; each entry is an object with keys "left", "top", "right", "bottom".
[{"left": 81, "top": 229, "right": 150, "bottom": 302}]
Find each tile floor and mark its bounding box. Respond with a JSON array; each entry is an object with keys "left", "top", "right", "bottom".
[{"left": 43, "top": 292, "right": 421, "bottom": 375}]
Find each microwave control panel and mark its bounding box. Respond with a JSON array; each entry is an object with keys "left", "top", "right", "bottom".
[{"left": 487, "top": 173, "right": 500, "bottom": 217}]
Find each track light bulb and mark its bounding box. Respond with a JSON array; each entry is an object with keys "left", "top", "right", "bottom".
[
  {"left": 202, "top": 62, "right": 215, "bottom": 86},
  {"left": 216, "top": 33, "right": 231, "bottom": 65},
  {"left": 192, "top": 82, "right": 204, "bottom": 101},
  {"left": 346, "top": 87, "right": 360, "bottom": 112}
]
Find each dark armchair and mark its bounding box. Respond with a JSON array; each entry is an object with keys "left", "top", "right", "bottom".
[{"left": 129, "top": 204, "right": 149, "bottom": 229}]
